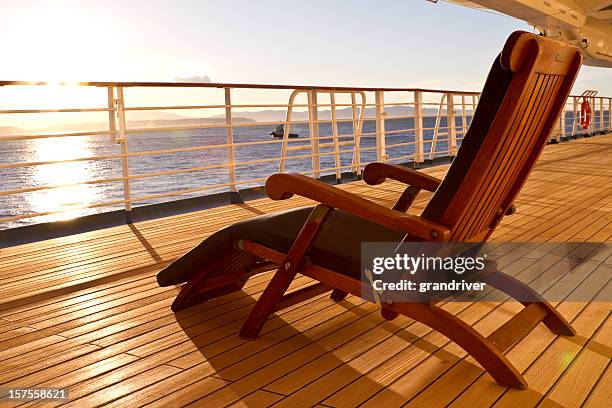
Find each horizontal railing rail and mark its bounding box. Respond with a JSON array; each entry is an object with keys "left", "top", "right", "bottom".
[
  {"left": 0, "top": 80, "right": 482, "bottom": 94},
  {"left": 0, "top": 81, "right": 610, "bottom": 229}
]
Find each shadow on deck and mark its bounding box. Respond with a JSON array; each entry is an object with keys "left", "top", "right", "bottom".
[{"left": 0, "top": 136, "right": 610, "bottom": 407}]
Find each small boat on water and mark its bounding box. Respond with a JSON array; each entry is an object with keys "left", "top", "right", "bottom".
[{"left": 270, "top": 124, "right": 298, "bottom": 138}]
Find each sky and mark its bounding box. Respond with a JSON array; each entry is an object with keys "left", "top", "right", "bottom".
[{"left": 0, "top": 0, "right": 610, "bottom": 126}]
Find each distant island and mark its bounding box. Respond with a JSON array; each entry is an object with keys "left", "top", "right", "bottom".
[
  {"left": 210, "top": 105, "right": 456, "bottom": 123},
  {"left": 0, "top": 105, "right": 468, "bottom": 137},
  {"left": 0, "top": 115, "right": 255, "bottom": 136}
]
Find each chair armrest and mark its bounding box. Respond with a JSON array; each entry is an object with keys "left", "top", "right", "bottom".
[
  {"left": 265, "top": 173, "right": 450, "bottom": 242},
  {"left": 363, "top": 162, "right": 442, "bottom": 192}
]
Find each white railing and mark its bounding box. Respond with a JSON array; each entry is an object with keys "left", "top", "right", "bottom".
[
  {"left": 0, "top": 81, "right": 610, "bottom": 229},
  {"left": 549, "top": 90, "right": 612, "bottom": 142}
]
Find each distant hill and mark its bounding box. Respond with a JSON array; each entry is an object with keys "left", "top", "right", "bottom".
[
  {"left": 0, "top": 104, "right": 471, "bottom": 137},
  {"left": 215, "top": 106, "right": 453, "bottom": 123},
  {"left": 37, "top": 117, "right": 255, "bottom": 133},
  {"left": 0, "top": 116, "right": 255, "bottom": 137},
  {"left": 0, "top": 126, "right": 24, "bottom": 135}
]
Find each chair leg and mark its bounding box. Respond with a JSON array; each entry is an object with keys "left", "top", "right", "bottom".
[
  {"left": 171, "top": 251, "right": 270, "bottom": 312},
  {"left": 239, "top": 261, "right": 298, "bottom": 339},
  {"left": 330, "top": 289, "right": 348, "bottom": 301},
  {"left": 240, "top": 249, "right": 530, "bottom": 388},
  {"left": 486, "top": 270, "right": 575, "bottom": 336},
  {"left": 540, "top": 303, "right": 576, "bottom": 336},
  {"left": 390, "top": 301, "right": 528, "bottom": 389},
  {"left": 240, "top": 204, "right": 333, "bottom": 339},
  {"left": 381, "top": 307, "right": 399, "bottom": 321},
  {"left": 393, "top": 185, "right": 421, "bottom": 212}
]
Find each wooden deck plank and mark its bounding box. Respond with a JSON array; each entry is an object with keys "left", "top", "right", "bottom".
[
  {"left": 582, "top": 363, "right": 612, "bottom": 408},
  {"left": 538, "top": 314, "right": 611, "bottom": 408},
  {"left": 330, "top": 262, "right": 610, "bottom": 407},
  {"left": 447, "top": 270, "right": 611, "bottom": 407},
  {"left": 0, "top": 136, "right": 609, "bottom": 407},
  {"left": 396, "top": 271, "right": 612, "bottom": 407},
  {"left": 492, "top": 305, "right": 610, "bottom": 408},
  {"left": 0, "top": 276, "right": 312, "bottom": 381}
]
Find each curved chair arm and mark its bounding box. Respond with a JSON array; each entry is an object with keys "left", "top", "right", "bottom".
[
  {"left": 265, "top": 173, "right": 450, "bottom": 242},
  {"left": 363, "top": 162, "right": 442, "bottom": 192}
]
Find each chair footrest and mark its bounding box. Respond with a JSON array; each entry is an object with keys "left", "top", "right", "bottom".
[{"left": 487, "top": 303, "right": 548, "bottom": 352}]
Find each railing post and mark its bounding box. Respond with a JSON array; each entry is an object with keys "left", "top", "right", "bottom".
[
  {"left": 307, "top": 90, "right": 320, "bottom": 178},
  {"left": 472, "top": 94, "right": 478, "bottom": 127},
  {"left": 350, "top": 91, "right": 366, "bottom": 178},
  {"left": 350, "top": 92, "right": 360, "bottom": 175},
  {"left": 609, "top": 98, "right": 612, "bottom": 130},
  {"left": 563, "top": 103, "right": 568, "bottom": 139},
  {"left": 588, "top": 96, "right": 593, "bottom": 134},
  {"left": 107, "top": 87, "right": 117, "bottom": 143},
  {"left": 375, "top": 91, "right": 386, "bottom": 162},
  {"left": 599, "top": 97, "right": 604, "bottom": 132},
  {"left": 556, "top": 109, "right": 564, "bottom": 142},
  {"left": 115, "top": 86, "right": 132, "bottom": 222},
  {"left": 593, "top": 97, "right": 603, "bottom": 131},
  {"left": 460, "top": 95, "right": 467, "bottom": 139},
  {"left": 589, "top": 96, "right": 597, "bottom": 136},
  {"left": 329, "top": 92, "right": 341, "bottom": 183},
  {"left": 447, "top": 92, "right": 457, "bottom": 155},
  {"left": 279, "top": 90, "right": 299, "bottom": 173},
  {"left": 413, "top": 90, "right": 424, "bottom": 164},
  {"left": 572, "top": 96, "right": 578, "bottom": 135},
  {"left": 429, "top": 93, "right": 447, "bottom": 160},
  {"left": 224, "top": 88, "right": 242, "bottom": 203}
]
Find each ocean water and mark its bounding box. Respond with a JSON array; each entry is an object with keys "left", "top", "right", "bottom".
[{"left": 0, "top": 111, "right": 606, "bottom": 230}]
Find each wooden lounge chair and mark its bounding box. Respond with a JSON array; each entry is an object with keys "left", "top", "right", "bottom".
[{"left": 157, "top": 31, "right": 582, "bottom": 389}]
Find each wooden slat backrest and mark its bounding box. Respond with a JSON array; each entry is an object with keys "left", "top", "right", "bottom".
[{"left": 421, "top": 31, "right": 582, "bottom": 242}]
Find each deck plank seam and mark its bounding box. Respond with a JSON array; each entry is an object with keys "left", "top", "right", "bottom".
[
  {"left": 238, "top": 241, "right": 579, "bottom": 406},
  {"left": 483, "top": 284, "right": 612, "bottom": 407},
  {"left": 354, "top": 245, "right": 605, "bottom": 400},
  {"left": 404, "top": 262, "right": 612, "bottom": 407}
]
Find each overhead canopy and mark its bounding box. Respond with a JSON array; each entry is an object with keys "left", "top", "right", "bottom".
[{"left": 442, "top": 0, "right": 612, "bottom": 67}]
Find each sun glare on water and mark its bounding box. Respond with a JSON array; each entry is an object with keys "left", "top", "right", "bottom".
[
  {"left": 1, "top": 2, "right": 208, "bottom": 226},
  {"left": 25, "top": 136, "right": 101, "bottom": 223},
  {"left": 0, "top": 3, "right": 119, "bottom": 223}
]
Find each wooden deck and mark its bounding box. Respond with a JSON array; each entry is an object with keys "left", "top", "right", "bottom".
[{"left": 0, "top": 136, "right": 610, "bottom": 408}]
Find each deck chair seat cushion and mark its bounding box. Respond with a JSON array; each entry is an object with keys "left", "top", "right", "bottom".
[{"left": 157, "top": 206, "right": 405, "bottom": 286}]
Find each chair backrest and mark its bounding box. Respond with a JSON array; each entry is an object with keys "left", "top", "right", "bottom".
[{"left": 421, "top": 31, "right": 582, "bottom": 242}]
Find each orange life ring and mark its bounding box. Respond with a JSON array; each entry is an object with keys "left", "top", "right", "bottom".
[{"left": 580, "top": 100, "right": 591, "bottom": 130}]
